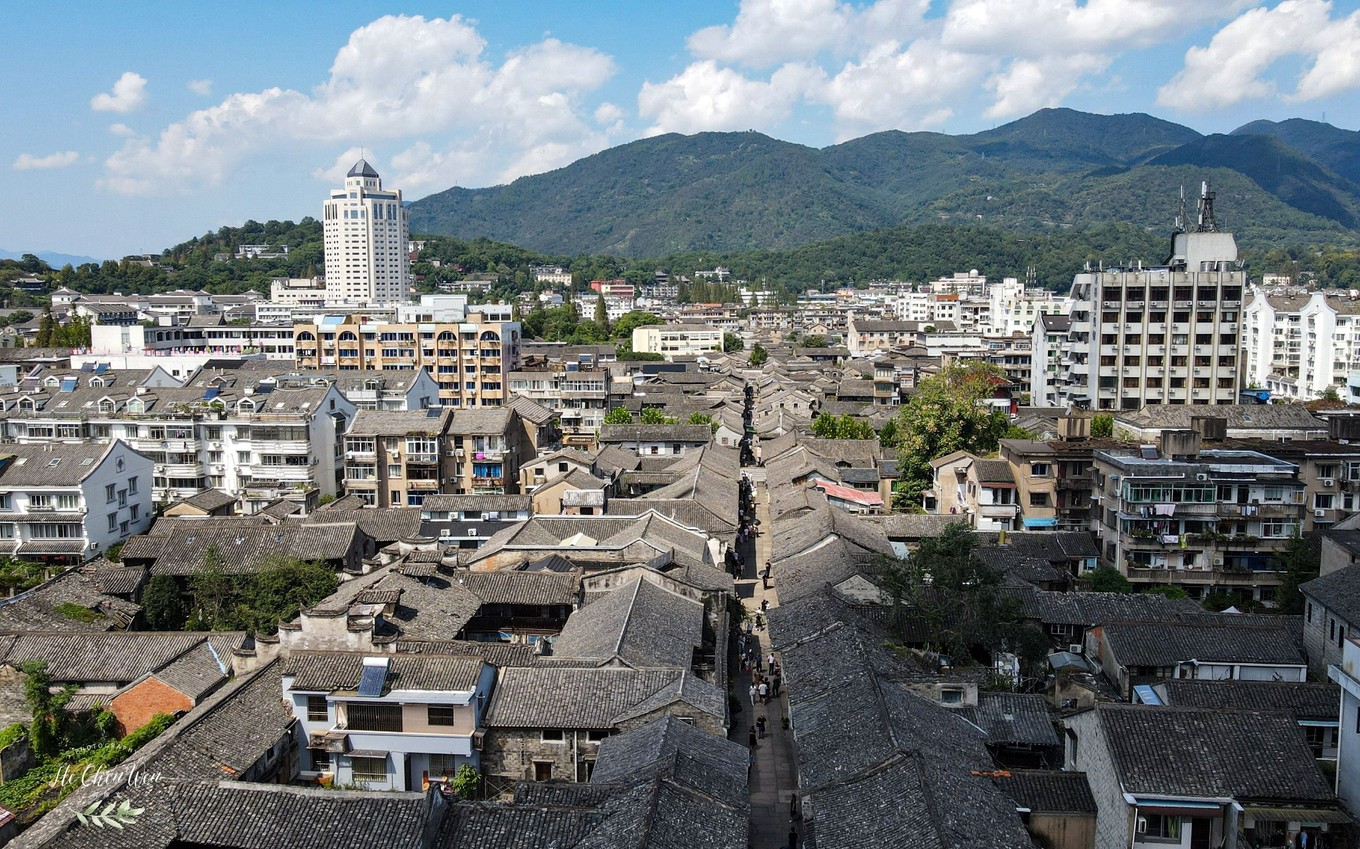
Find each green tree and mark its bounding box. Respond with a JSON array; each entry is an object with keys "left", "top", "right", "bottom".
[
  {"left": 1082, "top": 565, "right": 1131, "bottom": 593},
  {"left": 639, "top": 407, "right": 677, "bottom": 425},
  {"left": 142, "top": 575, "right": 187, "bottom": 631},
  {"left": 35, "top": 308, "right": 56, "bottom": 348},
  {"left": 594, "top": 292, "right": 609, "bottom": 331},
  {"left": 452, "top": 764, "right": 480, "bottom": 800},
  {"left": 811, "top": 412, "right": 875, "bottom": 440},
  {"left": 749, "top": 343, "right": 768, "bottom": 366},
  {"left": 1271, "top": 534, "right": 1319, "bottom": 615},
  {"left": 20, "top": 661, "right": 72, "bottom": 760},
  {"left": 610, "top": 311, "right": 662, "bottom": 341},
  {"left": 1091, "top": 414, "right": 1114, "bottom": 439},
  {"left": 878, "top": 523, "right": 1034, "bottom": 665},
  {"left": 237, "top": 556, "right": 339, "bottom": 635},
  {"left": 891, "top": 362, "right": 1010, "bottom": 504},
  {"left": 189, "top": 546, "right": 234, "bottom": 630},
  {"left": 722, "top": 332, "right": 744, "bottom": 353},
  {"left": 1144, "top": 584, "right": 1189, "bottom": 600},
  {"left": 800, "top": 334, "right": 827, "bottom": 347},
  {"left": 603, "top": 406, "right": 634, "bottom": 425}
]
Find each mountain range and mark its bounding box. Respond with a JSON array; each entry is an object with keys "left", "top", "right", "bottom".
[
  {"left": 407, "top": 108, "right": 1360, "bottom": 256},
  {"left": 0, "top": 250, "right": 100, "bottom": 268}
]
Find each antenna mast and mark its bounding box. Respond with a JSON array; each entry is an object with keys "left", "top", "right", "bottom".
[{"left": 1196, "top": 181, "right": 1217, "bottom": 233}]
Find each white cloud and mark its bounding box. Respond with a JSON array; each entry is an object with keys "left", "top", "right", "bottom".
[
  {"left": 90, "top": 71, "right": 148, "bottom": 113},
  {"left": 100, "top": 15, "right": 618, "bottom": 196},
  {"left": 984, "top": 53, "right": 1112, "bottom": 119},
  {"left": 187, "top": 78, "right": 213, "bottom": 96},
  {"left": 108, "top": 123, "right": 136, "bottom": 137},
  {"left": 13, "top": 151, "right": 80, "bottom": 171},
  {"left": 1158, "top": 0, "right": 1360, "bottom": 110},
  {"left": 647, "top": 0, "right": 1262, "bottom": 141},
  {"left": 638, "top": 61, "right": 823, "bottom": 136},
  {"left": 312, "top": 147, "right": 368, "bottom": 184}
]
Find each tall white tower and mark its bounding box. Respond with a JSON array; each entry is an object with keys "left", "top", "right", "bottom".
[{"left": 322, "top": 159, "right": 410, "bottom": 305}]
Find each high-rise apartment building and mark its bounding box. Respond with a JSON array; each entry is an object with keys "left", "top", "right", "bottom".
[
  {"left": 1242, "top": 287, "right": 1360, "bottom": 401},
  {"left": 322, "top": 159, "right": 410, "bottom": 305},
  {"left": 1056, "top": 185, "right": 1243, "bottom": 411}
]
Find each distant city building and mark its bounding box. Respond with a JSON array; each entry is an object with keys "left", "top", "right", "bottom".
[
  {"left": 1057, "top": 184, "right": 1244, "bottom": 410},
  {"left": 631, "top": 324, "right": 724, "bottom": 359},
  {"left": 1243, "top": 286, "right": 1360, "bottom": 401},
  {"left": 322, "top": 159, "right": 410, "bottom": 305}
]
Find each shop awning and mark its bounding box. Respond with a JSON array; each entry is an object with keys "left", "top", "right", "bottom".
[
  {"left": 1243, "top": 807, "right": 1352, "bottom": 825},
  {"left": 1023, "top": 517, "right": 1058, "bottom": 528}
]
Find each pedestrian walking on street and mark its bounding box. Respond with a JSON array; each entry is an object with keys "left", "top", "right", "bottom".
[
  {"left": 761, "top": 565, "right": 771, "bottom": 590},
  {"left": 749, "top": 683, "right": 757, "bottom": 706},
  {"left": 767, "top": 652, "right": 775, "bottom": 669},
  {"left": 760, "top": 598, "right": 769, "bottom": 614},
  {"left": 756, "top": 716, "right": 766, "bottom": 738},
  {"left": 788, "top": 829, "right": 798, "bottom": 849},
  {"left": 749, "top": 726, "right": 758, "bottom": 748},
  {"left": 789, "top": 794, "right": 799, "bottom": 821},
  {"left": 759, "top": 681, "right": 769, "bottom": 704},
  {"left": 773, "top": 671, "right": 783, "bottom": 697}
]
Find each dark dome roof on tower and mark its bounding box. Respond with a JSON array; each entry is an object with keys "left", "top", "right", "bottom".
[{"left": 347, "top": 159, "right": 379, "bottom": 178}]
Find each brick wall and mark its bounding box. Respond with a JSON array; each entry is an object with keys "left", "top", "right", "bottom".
[{"left": 110, "top": 677, "right": 193, "bottom": 735}]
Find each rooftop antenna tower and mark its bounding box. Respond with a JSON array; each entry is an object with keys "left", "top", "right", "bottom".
[
  {"left": 1196, "top": 180, "right": 1218, "bottom": 233},
  {"left": 1174, "top": 185, "right": 1187, "bottom": 232}
]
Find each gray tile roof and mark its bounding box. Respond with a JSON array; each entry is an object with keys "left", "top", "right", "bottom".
[
  {"left": 553, "top": 579, "right": 703, "bottom": 669},
  {"left": 435, "top": 804, "right": 600, "bottom": 849},
  {"left": 148, "top": 640, "right": 231, "bottom": 701},
  {"left": 455, "top": 570, "right": 578, "bottom": 606},
  {"left": 306, "top": 506, "right": 427, "bottom": 544},
  {"left": 393, "top": 640, "right": 539, "bottom": 668},
  {"left": 145, "top": 662, "right": 293, "bottom": 779},
  {"left": 1158, "top": 679, "right": 1340, "bottom": 722},
  {"left": 598, "top": 424, "right": 713, "bottom": 444},
  {"left": 994, "top": 770, "right": 1097, "bottom": 814},
  {"left": 449, "top": 407, "right": 514, "bottom": 435},
  {"left": 1096, "top": 704, "right": 1335, "bottom": 802},
  {"left": 347, "top": 407, "right": 454, "bottom": 436},
  {"left": 1302, "top": 566, "right": 1360, "bottom": 625},
  {"left": 284, "top": 651, "right": 484, "bottom": 693},
  {"left": 1117, "top": 404, "right": 1325, "bottom": 432},
  {"left": 486, "top": 667, "right": 724, "bottom": 729},
  {"left": 127, "top": 524, "right": 362, "bottom": 575},
  {"left": 420, "top": 494, "right": 531, "bottom": 514},
  {"left": 0, "top": 442, "right": 127, "bottom": 486},
  {"left": 175, "top": 488, "right": 239, "bottom": 512},
  {"left": 591, "top": 713, "right": 748, "bottom": 803},
  {"left": 0, "top": 566, "right": 142, "bottom": 632},
  {"left": 956, "top": 692, "right": 1060, "bottom": 748},
  {"left": 1100, "top": 619, "right": 1305, "bottom": 667},
  {"left": 0, "top": 632, "right": 244, "bottom": 684}
]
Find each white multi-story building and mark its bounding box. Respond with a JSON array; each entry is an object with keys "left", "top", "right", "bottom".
[
  {"left": 1031, "top": 313, "right": 1071, "bottom": 406},
  {"left": 0, "top": 441, "right": 153, "bottom": 565},
  {"left": 631, "top": 324, "right": 724, "bottom": 359},
  {"left": 1243, "top": 287, "right": 1360, "bottom": 401},
  {"left": 322, "top": 159, "right": 410, "bottom": 305},
  {"left": 1056, "top": 189, "right": 1244, "bottom": 411},
  {"left": 987, "top": 277, "right": 1070, "bottom": 337},
  {"left": 0, "top": 369, "right": 356, "bottom": 513}
]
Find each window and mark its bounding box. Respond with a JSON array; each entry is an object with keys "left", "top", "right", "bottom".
[
  {"left": 105, "top": 483, "right": 116, "bottom": 503},
  {"left": 541, "top": 729, "right": 564, "bottom": 743},
  {"left": 428, "top": 753, "right": 458, "bottom": 778},
  {"left": 940, "top": 689, "right": 963, "bottom": 705},
  {"left": 310, "top": 749, "right": 331, "bottom": 772},
  {"left": 586, "top": 729, "right": 610, "bottom": 742},
  {"left": 130, "top": 504, "right": 140, "bottom": 521},
  {"left": 1029, "top": 492, "right": 1050, "bottom": 507},
  {"left": 1030, "top": 463, "right": 1051, "bottom": 477},
  {"left": 1140, "top": 814, "right": 1181, "bottom": 841},
  {"left": 0, "top": 495, "right": 8, "bottom": 510},
  {"left": 349, "top": 755, "right": 387, "bottom": 782},
  {"left": 306, "top": 695, "right": 328, "bottom": 722},
  {"left": 427, "top": 705, "right": 457, "bottom": 726},
  {"left": 107, "top": 512, "right": 118, "bottom": 532},
  {"left": 346, "top": 703, "right": 403, "bottom": 732},
  {"left": 1316, "top": 494, "right": 1336, "bottom": 510}
]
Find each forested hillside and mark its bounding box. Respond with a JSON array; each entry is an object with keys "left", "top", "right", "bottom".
[{"left": 407, "top": 108, "right": 1360, "bottom": 256}]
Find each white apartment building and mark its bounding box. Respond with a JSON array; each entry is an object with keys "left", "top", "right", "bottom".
[
  {"left": 1056, "top": 200, "right": 1244, "bottom": 411},
  {"left": 631, "top": 324, "right": 724, "bottom": 359},
  {"left": 987, "top": 277, "right": 1070, "bottom": 337},
  {"left": 0, "top": 369, "right": 356, "bottom": 513},
  {"left": 0, "top": 441, "right": 153, "bottom": 565},
  {"left": 1031, "top": 313, "right": 1071, "bottom": 407},
  {"left": 90, "top": 321, "right": 298, "bottom": 364},
  {"left": 1243, "top": 287, "right": 1360, "bottom": 401},
  {"left": 322, "top": 159, "right": 410, "bottom": 305}
]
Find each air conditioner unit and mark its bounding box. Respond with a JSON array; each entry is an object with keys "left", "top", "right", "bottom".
[
  {"left": 1322, "top": 479, "right": 1335, "bottom": 488},
  {"left": 1068, "top": 644, "right": 1083, "bottom": 655},
  {"left": 1136, "top": 817, "right": 1149, "bottom": 835},
  {"left": 1316, "top": 509, "right": 1327, "bottom": 518},
  {"left": 472, "top": 730, "right": 485, "bottom": 751},
  {"left": 467, "top": 528, "right": 477, "bottom": 537},
  {"left": 1196, "top": 473, "right": 1209, "bottom": 481}
]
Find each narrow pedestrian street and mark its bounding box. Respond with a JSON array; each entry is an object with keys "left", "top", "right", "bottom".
[{"left": 729, "top": 471, "right": 800, "bottom": 849}]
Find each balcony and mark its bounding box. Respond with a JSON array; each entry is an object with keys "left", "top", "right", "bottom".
[
  {"left": 1217, "top": 503, "right": 1302, "bottom": 519},
  {"left": 1126, "top": 566, "right": 1272, "bottom": 586}
]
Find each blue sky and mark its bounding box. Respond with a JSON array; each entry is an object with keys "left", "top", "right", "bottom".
[{"left": 6, "top": 0, "right": 1360, "bottom": 260}]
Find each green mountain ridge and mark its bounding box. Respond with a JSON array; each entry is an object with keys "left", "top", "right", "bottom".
[{"left": 407, "top": 108, "right": 1360, "bottom": 255}]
